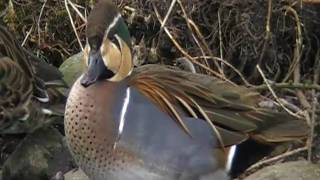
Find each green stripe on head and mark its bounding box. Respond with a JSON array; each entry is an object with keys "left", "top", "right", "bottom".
[{"left": 106, "top": 14, "right": 131, "bottom": 49}]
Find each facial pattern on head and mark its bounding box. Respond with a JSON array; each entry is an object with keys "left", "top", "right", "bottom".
[{"left": 81, "top": 0, "right": 132, "bottom": 87}]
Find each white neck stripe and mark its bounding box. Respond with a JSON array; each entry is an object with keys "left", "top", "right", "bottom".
[{"left": 105, "top": 13, "right": 122, "bottom": 38}]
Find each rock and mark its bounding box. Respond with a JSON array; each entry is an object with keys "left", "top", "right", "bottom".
[
  {"left": 2, "top": 127, "right": 74, "bottom": 180},
  {"left": 174, "top": 57, "right": 196, "bottom": 73},
  {"left": 59, "top": 52, "right": 84, "bottom": 86},
  {"left": 244, "top": 161, "right": 320, "bottom": 180},
  {"left": 51, "top": 171, "right": 64, "bottom": 180},
  {"left": 64, "top": 169, "right": 89, "bottom": 180},
  {"left": 0, "top": 115, "right": 63, "bottom": 135}
]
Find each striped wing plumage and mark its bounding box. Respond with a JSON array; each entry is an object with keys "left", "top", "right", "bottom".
[{"left": 129, "top": 65, "right": 308, "bottom": 146}]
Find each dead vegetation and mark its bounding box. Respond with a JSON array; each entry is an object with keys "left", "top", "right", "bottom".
[{"left": 1, "top": 0, "right": 320, "bottom": 178}]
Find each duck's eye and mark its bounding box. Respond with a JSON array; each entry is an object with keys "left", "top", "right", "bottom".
[{"left": 109, "top": 35, "right": 121, "bottom": 49}]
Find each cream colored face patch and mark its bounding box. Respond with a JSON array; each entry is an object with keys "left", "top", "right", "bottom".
[
  {"left": 107, "top": 35, "right": 133, "bottom": 82},
  {"left": 99, "top": 35, "right": 133, "bottom": 82},
  {"left": 100, "top": 38, "right": 122, "bottom": 74},
  {"left": 84, "top": 34, "right": 133, "bottom": 82},
  {"left": 83, "top": 38, "right": 122, "bottom": 76}
]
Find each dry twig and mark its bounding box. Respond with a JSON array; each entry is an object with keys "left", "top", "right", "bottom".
[
  {"left": 246, "top": 146, "right": 308, "bottom": 172},
  {"left": 36, "top": 0, "right": 48, "bottom": 56},
  {"left": 151, "top": 2, "right": 233, "bottom": 84},
  {"left": 64, "top": 0, "right": 84, "bottom": 51},
  {"left": 257, "top": 65, "right": 299, "bottom": 117}
]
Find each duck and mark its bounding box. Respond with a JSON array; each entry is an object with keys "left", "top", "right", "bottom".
[
  {"left": 0, "top": 23, "right": 66, "bottom": 133},
  {"left": 64, "top": 0, "right": 308, "bottom": 179}
]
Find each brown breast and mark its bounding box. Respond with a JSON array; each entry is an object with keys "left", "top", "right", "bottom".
[
  {"left": 65, "top": 76, "right": 229, "bottom": 180},
  {"left": 64, "top": 77, "right": 140, "bottom": 179}
]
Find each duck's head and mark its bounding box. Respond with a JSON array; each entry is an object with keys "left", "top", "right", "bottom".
[{"left": 81, "top": 0, "right": 132, "bottom": 87}]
